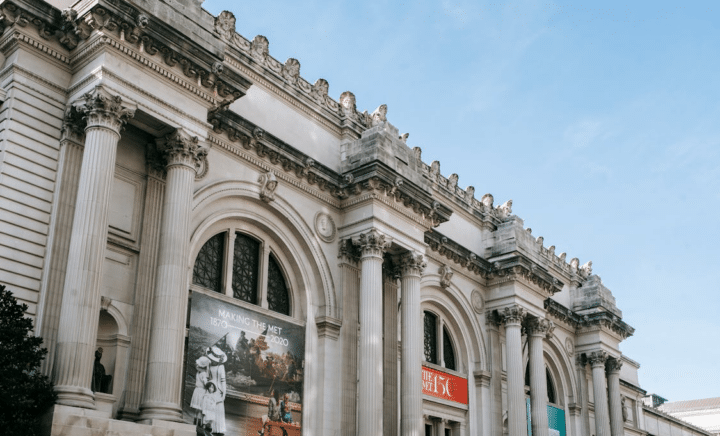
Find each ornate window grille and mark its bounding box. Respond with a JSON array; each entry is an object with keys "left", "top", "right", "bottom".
[
  {"left": 192, "top": 231, "right": 291, "bottom": 315},
  {"left": 192, "top": 232, "right": 224, "bottom": 293},
  {"left": 442, "top": 326, "right": 456, "bottom": 371},
  {"left": 267, "top": 254, "right": 290, "bottom": 315},
  {"left": 232, "top": 233, "right": 260, "bottom": 304},
  {"left": 424, "top": 311, "right": 438, "bottom": 364}
]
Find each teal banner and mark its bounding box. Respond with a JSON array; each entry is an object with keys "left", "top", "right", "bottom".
[{"left": 526, "top": 398, "right": 566, "bottom": 436}]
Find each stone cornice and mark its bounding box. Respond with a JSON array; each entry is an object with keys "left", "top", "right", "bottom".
[
  {"left": 2, "top": 0, "right": 251, "bottom": 103},
  {"left": 642, "top": 405, "right": 713, "bottom": 436},
  {"left": 208, "top": 107, "right": 450, "bottom": 227},
  {"left": 544, "top": 298, "right": 635, "bottom": 339},
  {"left": 487, "top": 254, "right": 564, "bottom": 297},
  {"left": 424, "top": 230, "right": 493, "bottom": 277}
]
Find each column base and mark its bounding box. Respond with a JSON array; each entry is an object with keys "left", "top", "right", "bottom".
[
  {"left": 139, "top": 401, "right": 183, "bottom": 423},
  {"left": 41, "top": 404, "right": 195, "bottom": 436},
  {"left": 54, "top": 385, "right": 95, "bottom": 409}
]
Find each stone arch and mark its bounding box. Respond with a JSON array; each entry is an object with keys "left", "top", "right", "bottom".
[
  {"left": 190, "top": 179, "right": 337, "bottom": 320},
  {"left": 419, "top": 278, "right": 487, "bottom": 373}
]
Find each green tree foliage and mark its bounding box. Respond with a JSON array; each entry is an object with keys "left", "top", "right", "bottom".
[{"left": 0, "top": 284, "right": 56, "bottom": 434}]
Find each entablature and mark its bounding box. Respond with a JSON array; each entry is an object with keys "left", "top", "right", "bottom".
[
  {"left": 2, "top": 0, "right": 251, "bottom": 104},
  {"left": 424, "top": 230, "right": 493, "bottom": 278},
  {"left": 545, "top": 298, "right": 635, "bottom": 340}
]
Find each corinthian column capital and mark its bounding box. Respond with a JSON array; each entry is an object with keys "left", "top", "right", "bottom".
[
  {"left": 73, "top": 85, "right": 136, "bottom": 133},
  {"left": 352, "top": 229, "right": 392, "bottom": 258},
  {"left": 400, "top": 251, "right": 426, "bottom": 277},
  {"left": 606, "top": 357, "right": 623, "bottom": 374},
  {"left": 526, "top": 317, "right": 555, "bottom": 339},
  {"left": 588, "top": 350, "right": 608, "bottom": 367},
  {"left": 156, "top": 128, "right": 208, "bottom": 174},
  {"left": 500, "top": 305, "right": 526, "bottom": 326}
]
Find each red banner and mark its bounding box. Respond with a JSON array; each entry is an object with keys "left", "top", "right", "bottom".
[{"left": 422, "top": 366, "right": 468, "bottom": 405}]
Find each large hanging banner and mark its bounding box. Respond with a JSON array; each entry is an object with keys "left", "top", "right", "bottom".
[
  {"left": 422, "top": 365, "right": 468, "bottom": 405},
  {"left": 184, "top": 291, "right": 305, "bottom": 436}
]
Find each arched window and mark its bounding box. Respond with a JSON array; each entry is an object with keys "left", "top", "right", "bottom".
[
  {"left": 423, "top": 311, "right": 457, "bottom": 371},
  {"left": 524, "top": 365, "right": 557, "bottom": 404},
  {"left": 192, "top": 231, "right": 291, "bottom": 316}
]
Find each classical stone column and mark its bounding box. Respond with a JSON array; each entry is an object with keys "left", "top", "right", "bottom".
[
  {"left": 589, "top": 351, "right": 611, "bottom": 436},
  {"left": 486, "top": 312, "right": 503, "bottom": 436},
  {"left": 37, "top": 111, "right": 85, "bottom": 378},
  {"left": 53, "top": 86, "right": 135, "bottom": 408},
  {"left": 606, "top": 358, "right": 624, "bottom": 436},
  {"left": 140, "top": 129, "right": 206, "bottom": 422},
  {"left": 576, "top": 355, "right": 591, "bottom": 436},
  {"left": 400, "top": 252, "right": 426, "bottom": 436},
  {"left": 352, "top": 229, "right": 392, "bottom": 436},
  {"left": 527, "top": 318, "right": 554, "bottom": 436},
  {"left": 501, "top": 305, "right": 528, "bottom": 436}
]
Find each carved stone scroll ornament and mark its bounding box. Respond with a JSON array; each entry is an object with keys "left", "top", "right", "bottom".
[
  {"left": 310, "top": 79, "right": 329, "bottom": 104},
  {"left": 351, "top": 229, "right": 392, "bottom": 258},
  {"left": 250, "top": 35, "right": 269, "bottom": 63},
  {"left": 339, "top": 91, "right": 357, "bottom": 118},
  {"left": 214, "top": 10, "right": 236, "bottom": 41},
  {"left": 282, "top": 58, "right": 301, "bottom": 84},
  {"left": 258, "top": 171, "right": 278, "bottom": 202},
  {"left": 438, "top": 264, "right": 453, "bottom": 288},
  {"left": 400, "top": 252, "right": 426, "bottom": 277},
  {"left": 370, "top": 104, "right": 387, "bottom": 127},
  {"left": 73, "top": 85, "right": 136, "bottom": 134}
]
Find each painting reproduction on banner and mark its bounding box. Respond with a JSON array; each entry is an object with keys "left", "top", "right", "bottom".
[{"left": 184, "top": 291, "right": 305, "bottom": 436}]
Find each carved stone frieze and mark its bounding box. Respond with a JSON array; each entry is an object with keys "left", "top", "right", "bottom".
[
  {"left": 72, "top": 85, "right": 136, "bottom": 133},
  {"left": 352, "top": 229, "right": 392, "bottom": 258},
  {"left": 489, "top": 256, "right": 564, "bottom": 297},
  {"left": 258, "top": 171, "right": 278, "bottom": 202},
  {"left": 208, "top": 107, "right": 451, "bottom": 227},
  {"left": 424, "top": 231, "right": 493, "bottom": 277},
  {"left": 4, "top": 2, "right": 251, "bottom": 101}
]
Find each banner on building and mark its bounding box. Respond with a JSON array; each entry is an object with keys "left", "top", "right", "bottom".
[
  {"left": 422, "top": 365, "right": 468, "bottom": 405},
  {"left": 183, "top": 291, "right": 305, "bottom": 435}
]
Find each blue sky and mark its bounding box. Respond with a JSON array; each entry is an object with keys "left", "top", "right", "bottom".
[{"left": 204, "top": 0, "right": 720, "bottom": 402}]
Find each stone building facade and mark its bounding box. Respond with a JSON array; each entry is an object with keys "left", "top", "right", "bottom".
[{"left": 0, "top": 0, "right": 709, "bottom": 435}]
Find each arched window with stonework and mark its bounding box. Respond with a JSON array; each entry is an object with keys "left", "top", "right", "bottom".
[
  {"left": 423, "top": 310, "right": 458, "bottom": 371},
  {"left": 191, "top": 231, "right": 291, "bottom": 316}
]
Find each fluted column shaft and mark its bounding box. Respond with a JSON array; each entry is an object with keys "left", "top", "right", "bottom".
[
  {"left": 576, "top": 356, "right": 591, "bottom": 436},
  {"left": 607, "top": 359, "right": 624, "bottom": 436},
  {"left": 140, "top": 129, "right": 205, "bottom": 422},
  {"left": 528, "top": 318, "right": 554, "bottom": 436},
  {"left": 589, "top": 351, "right": 611, "bottom": 436},
  {"left": 502, "top": 306, "right": 528, "bottom": 436},
  {"left": 53, "top": 86, "right": 135, "bottom": 408},
  {"left": 400, "top": 253, "right": 426, "bottom": 436},
  {"left": 353, "top": 230, "right": 391, "bottom": 436}
]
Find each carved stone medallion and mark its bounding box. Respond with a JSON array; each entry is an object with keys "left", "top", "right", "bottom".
[
  {"left": 565, "top": 337, "right": 574, "bottom": 356},
  {"left": 314, "top": 212, "right": 336, "bottom": 243},
  {"left": 471, "top": 289, "right": 484, "bottom": 314}
]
